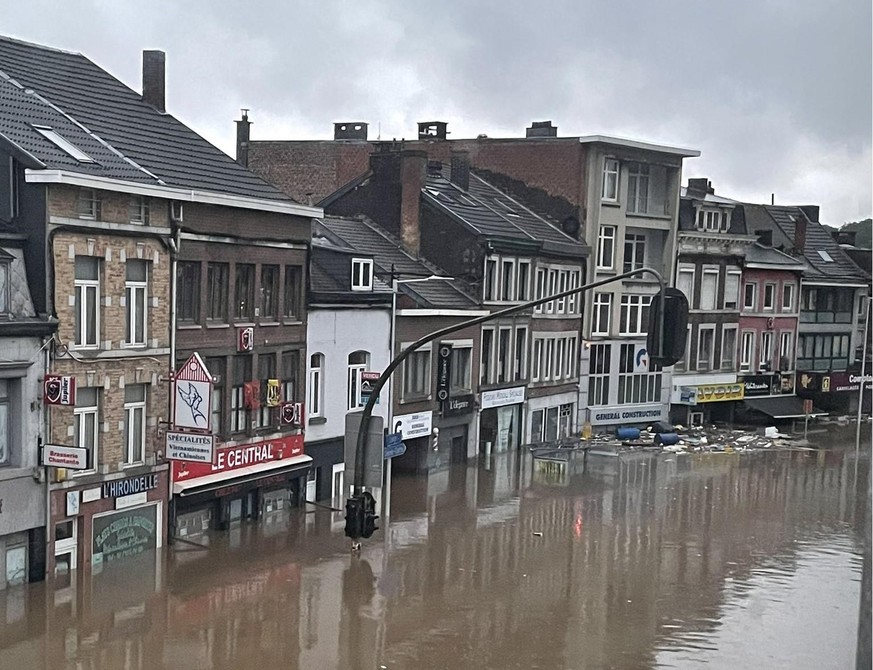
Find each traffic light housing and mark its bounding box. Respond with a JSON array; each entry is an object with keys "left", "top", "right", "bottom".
[
  {"left": 646, "top": 287, "right": 689, "bottom": 367},
  {"left": 361, "top": 491, "right": 379, "bottom": 539},
  {"left": 344, "top": 495, "right": 364, "bottom": 540}
]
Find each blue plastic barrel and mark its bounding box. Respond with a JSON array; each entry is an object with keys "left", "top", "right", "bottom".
[
  {"left": 615, "top": 427, "right": 641, "bottom": 440},
  {"left": 655, "top": 432, "right": 680, "bottom": 446}
]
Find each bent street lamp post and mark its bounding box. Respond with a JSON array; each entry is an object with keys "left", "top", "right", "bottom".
[{"left": 351, "top": 266, "right": 667, "bottom": 503}]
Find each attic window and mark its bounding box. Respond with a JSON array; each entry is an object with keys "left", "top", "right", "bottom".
[
  {"left": 817, "top": 250, "right": 834, "bottom": 262},
  {"left": 32, "top": 125, "right": 94, "bottom": 163},
  {"left": 351, "top": 258, "right": 373, "bottom": 291}
]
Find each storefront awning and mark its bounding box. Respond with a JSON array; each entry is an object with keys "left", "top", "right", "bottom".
[
  {"left": 173, "top": 454, "right": 313, "bottom": 497},
  {"left": 743, "top": 396, "right": 827, "bottom": 420}
]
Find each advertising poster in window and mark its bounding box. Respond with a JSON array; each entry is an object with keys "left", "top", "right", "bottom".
[{"left": 92, "top": 504, "right": 158, "bottom": 565}]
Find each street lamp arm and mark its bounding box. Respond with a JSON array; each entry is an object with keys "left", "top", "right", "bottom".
[{"left": 352, "top": 266, "right": 665, "bottom": 494}]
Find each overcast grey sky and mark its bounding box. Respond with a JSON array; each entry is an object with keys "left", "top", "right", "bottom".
[{"left": 4, "top": 0, "right": 871, "bottom": 224}]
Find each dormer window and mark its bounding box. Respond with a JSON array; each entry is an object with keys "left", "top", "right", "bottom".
[
  {"left": 351, "top": 258, "right": 373, "bottom": 291},
  {"left": 32, "top": 125, "right": 94, "bottom": 163},
  {"left": 695, "top": 207, "right": 730, "bottom": 233},
  {"left": 0, "top": 252, "right": 11, "bottom": 314}
]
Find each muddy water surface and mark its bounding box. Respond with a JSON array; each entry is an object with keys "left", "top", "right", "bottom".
[{"left": 0, "top": 434, "right": 868, "bottom": 669}]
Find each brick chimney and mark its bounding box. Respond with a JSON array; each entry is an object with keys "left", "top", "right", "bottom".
[
  {"left": 142, "top": 50, "right": 166, "bottom": 113},
  {"left": 334, "top": 122, "right": 368, "bottom": 140},
  {"left": 418, "top": 121, "right": 448, "bottom": 141},
  {"left": 235, "top": 109, "right": 251, "bottom": 167},
  {"left": 399, "top": 150, "right": 427, "bottom": 256},
  {"left": 686, "top": 178, "right": 714, "bottom": 197},
  {"left": 526, "top": 121, "right": 557, "bottom": 137},
  {"left": 450, "top": 150, "right": 470, "bottom": 191},
  {"left": 794, "top": 214, "right": 808, "bottom": 254}
]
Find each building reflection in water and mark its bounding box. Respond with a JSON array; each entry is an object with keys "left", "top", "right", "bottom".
[{"left": 0, "top": 441, "right": 866, "bottom": 670}]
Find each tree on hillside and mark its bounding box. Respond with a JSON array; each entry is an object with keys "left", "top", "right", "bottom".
[{"left": 841, "top": 218, "right": 872, "bottom": 248}]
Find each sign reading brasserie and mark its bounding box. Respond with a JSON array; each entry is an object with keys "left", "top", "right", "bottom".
[{"left": 92, "top": 504, "right": 157, "bottom": 564}]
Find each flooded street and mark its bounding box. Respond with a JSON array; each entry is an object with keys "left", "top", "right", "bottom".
[{"left": 0, "top": 431, "right": 868, "bottom": 670}]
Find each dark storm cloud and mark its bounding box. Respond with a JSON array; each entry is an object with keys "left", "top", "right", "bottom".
[{"left": 2, "top": 0, "right": 870, "bottom": 222}]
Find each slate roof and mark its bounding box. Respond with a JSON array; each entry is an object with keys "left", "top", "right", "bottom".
[
  {"left": 309, "top": 238, "right": 392, "bottom": 301},
  {"left": 0, "top": 36, "right": 292, "bottom": 201},
  {"left": 315, "top": 216, "right": 478, "bottom": 309},
  {"left": 423, "top": 166, "right": 589, "bottom": 258},
  {"left": 744, "top": 242, "right": 807, "bottom": 270},
  {"left": 744, "top": 204, "right": 868, "bottom": 284}
]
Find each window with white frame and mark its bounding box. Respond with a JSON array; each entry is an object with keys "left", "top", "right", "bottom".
[
  {"left": 676, "top": 267, "right": 694, "bottom": 307},
  {"left": 566, "top": 270, "right": 581, "bottom": 314},
  {"left": 450, "top": 344, "right": 473, "bottom": 393},
  {"left": 724, "top": 271, "right": 741, "bottom": 310},
  {"left": 743, "top": 282, "right": 757, "bottom": 310},
  {"left": 588, "top": 343, "right": 610, "bottom": 406},
  {"left": 697, "top": 326, "right": 715, "bottom": 371},
  {"left": 556, "top": 270, "right": 567, "bottom": 313},
  {"left": 543, "top": 339, "right": 554, "bottom": 380},
  {"left": 497, "top": 327, "right": 512, "bottom": 383},
  {"left": 514, "top": 326, "right": 528, "bottom": 380},
  {"left": 532, "top": 334, "right": 577, "bottom": 383},
  {"left": 597, "top": 226, "right": 616, "bottom": 270},
  {"left": 123, "top": 384, "right": 146, "bottom": 465},
  {"left": 782, "top": 283, "right": 794, "bottom": 312},
  {"left": 696, "top": 208, "right": 728, "bottom": 232},
  {"left": 592, "top": 292, "right": 612, "bottom": 335},
  {"left": 701, "top": 268, "right": 719, "bottom": 311},
  {"left": 760, "top": 331, "right": 774, "bottom": 370},
  {"left": 721, "top": 325, "right": 737, "bottom": 370},
  {"left": 347, "top": 351, "right": 369, "bottom": 410},
  {"left": 546, "top": 269, "right": 558, "bottom": 313},
  {"left": 740, "top": 331, "right": 755, "bottom": 372},
  {"left": 403, "top": 347, "right": 431, "bottom": 401},
  {"left": 129, "top": 195, "right": 149, "bottom": 225},
  {"left": 764, "top": 283, "right": 776, "bottom": 311},
  {"left": 627, "top": 163, "right": 650, "bottom": 214},
  {"left": 74, "top": 256, "right": 100, "bottom": 349},
  {"left": 779, "top": 331, "right": 793, "bottom": 370},
  {"left": 555, "top": 338, "right": 565, "bottom": 381},
  {"left": 481, "top": 327, "right": 494, "bottom": 384},
  {"left": 602, "top": 158, "right": 619, "bottom": 202},
  {"left": 124, "top": 260, "right": 148, "bottom": 347},
  {"left": 618, "top": 343, "right": 661, "bottom": 404},
  {"left": 531, "top": 337, "right": 543, "bottom": 381},
  {"left": 484, "top": 257, "right": 498, "bottom": 301},
  {"left": 534, "top": 267, "right": 547, "bottom": 313},
  {"left": 308, "top": 353, "right": 324, "bottom": 418},
  {"left": 516, "top": 260, "right": 531, "bottom": 301},
  {"left": 500, "top": 259, "right": 515, "bottom": 301},
  {"left": 623, "top": 234, "right": 646, "bottom": 273},
  {"left": 0, "top": 261, "right": 9, "bottom": 315},
  {"left": 73, "top": 387, "right": 98, "bottom": 473},
  {"left": 351, "top": 259, "right": 373, "bottom": 291},
  {"left": 0, "top": 380, "right": 8, "bottom": 466},
  {"left": 619, "top": 294, "right": 651, "bottom": 335}
]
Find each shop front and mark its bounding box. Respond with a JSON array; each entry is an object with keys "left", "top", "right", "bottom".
[
  {"left": 170, "top": 435, "right": 311, "bottom": 539},
  {"left": 797, "top": 371, "right": 872, "bottom": 414},
  {"left": 48, "top": 470, "right": 168, "bottom": 578},
  {"left": 479, "top": 386, "right": 526, "bottom": 455},
  {"left": 670, "top": 380, "right": 744, "bottom": 425},
  {"left": 738, "top": 373, "right": 812, "bottom": 424}
]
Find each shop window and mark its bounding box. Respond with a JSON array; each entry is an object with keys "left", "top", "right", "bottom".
[
  {"left": 5, "top": 545, "right": 26, "bottom": 586},
  {"left": 588, "top": 344, "right": 611, "bottom": 406}
]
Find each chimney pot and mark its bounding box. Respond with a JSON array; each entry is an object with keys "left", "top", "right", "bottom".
[
  {"left": 235, "top": 109, "right": 251, "bottom": 167},
  {"left": 142, "top": 50, "right": 166, "bottom": 113},
  {"left": 334, "top": 122, "right": 369, "bottom": 141},
  {"left": 418, "top": 121, "right": 448, "bottom": 141},
  {"left": 526, "top": 120, "right": 557, "bottom": 137}
]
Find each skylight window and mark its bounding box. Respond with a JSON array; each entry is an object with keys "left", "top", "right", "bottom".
[
  {"left": 817, "top": 250, "right": 834, "bottom": 262},
  {"left": 32, "top": 125, "right": 94, "bottom": 163}
]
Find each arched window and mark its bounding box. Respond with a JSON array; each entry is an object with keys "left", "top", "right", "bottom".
[
  {"left": 308, "top": 353, "right": 324, "bottom": 419},
  {"left": 347, "top": 351, "right": 370, "bottom": 411}
]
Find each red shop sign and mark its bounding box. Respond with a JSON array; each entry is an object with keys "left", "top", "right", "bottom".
[{"left": 171, "top": 434, "right": 304, "bottom": 482}]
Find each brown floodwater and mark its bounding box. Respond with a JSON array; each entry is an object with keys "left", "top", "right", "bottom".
[{"left": 0, "top": 430, "right": 869, "bottom": 670}]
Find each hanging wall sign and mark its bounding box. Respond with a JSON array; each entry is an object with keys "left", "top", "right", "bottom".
[
  {"left": 238, "top": 327, "right": 254, "bottom": 352},
  {"left": 172, "top": 353, "right": 213, "bottom": 432},
  {"left": 44, "top": 375, "right": 76, "bottom": 406}
]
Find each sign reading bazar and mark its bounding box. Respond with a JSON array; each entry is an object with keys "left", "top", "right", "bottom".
[{"left": 171, "top": 435, "right": 304, "bottom": 483}]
